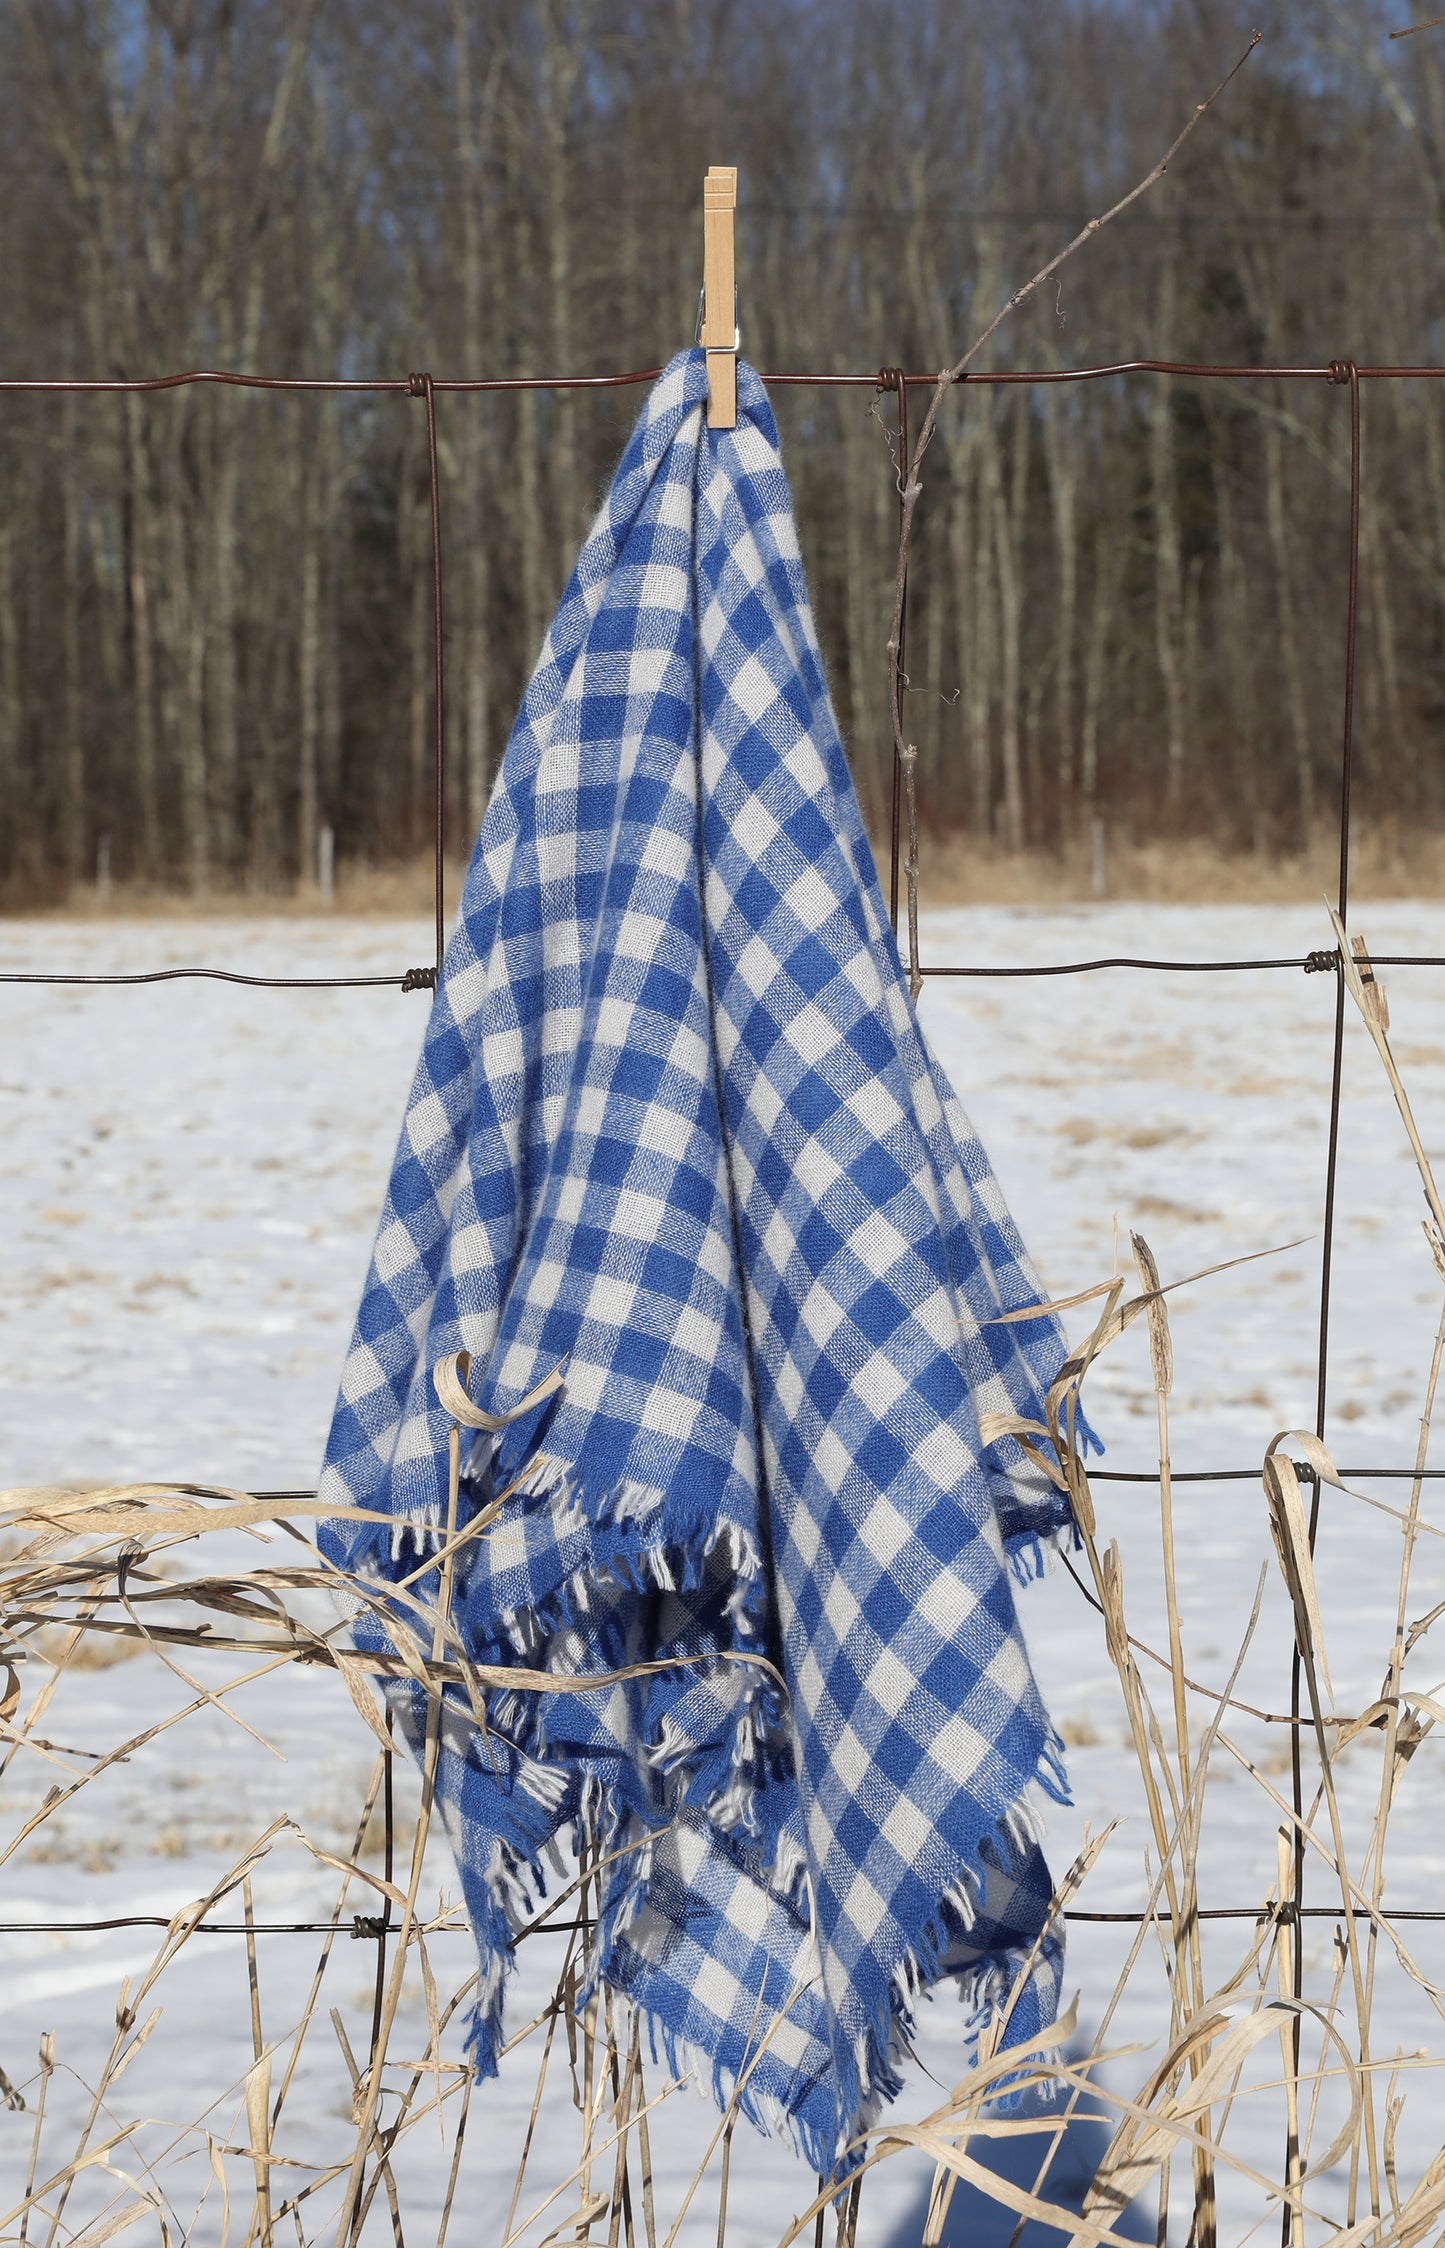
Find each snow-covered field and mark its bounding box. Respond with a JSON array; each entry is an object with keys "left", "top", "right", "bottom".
[{"left": 4, "top": 902, "right": 1445, "bottom": 2245}]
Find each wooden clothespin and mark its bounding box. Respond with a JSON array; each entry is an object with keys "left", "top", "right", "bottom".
[{"left": 701, "top": 166, "right": 738, "bottom": 429}]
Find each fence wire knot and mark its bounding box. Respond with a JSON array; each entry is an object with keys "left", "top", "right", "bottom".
[
  {"left": 401, "top": 965, "right": 437, "bottom": 993},
  {"left": 1304, "top": 948, "right": 1340, "bottom": 974},
  {"left": 1328, "top": 359, "right": 1355, "bottom": 384},
  {"left": 351, "top": 1914, "right": 388, "bottom": 1941},
  {"left": 406, "top": 371, "right": 429, "bottom": 397}
]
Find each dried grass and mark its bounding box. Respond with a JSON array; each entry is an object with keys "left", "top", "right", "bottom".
[
  {"left": 18, "top": 821, "right": 1445, "bottom": 925},
  {"left": 4, "top": 940, "right": 1445, "bottom": 2245},
  {"left": 914, "top": 825, "right": 1445, "bottom": 907}
]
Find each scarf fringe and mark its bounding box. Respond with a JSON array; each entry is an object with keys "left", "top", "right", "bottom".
[
  {"left": 1005, "top": 1516, "right": 1083, "bottom": 1586},
  {"left": 385, "top": 1455, "right": 763, "bottom": 1597},
  {"left": 373, "top": 1452, "right": 1076, "bottom": 1641},
  {"left": 492, "top": 1489, "right": 766, "bottom": 1668},
  {"left": 458, "top": 1726, "right": 1069, "bottom": 2174},
  {"left": 382, "top": 1456, "right": 1071, "bottom": 2171},
  {"left": 841, "top": 1743, "right": 1070, "bottom": 2151},
  {"left": 620, "top": 1901, "right": 1063, "bottom": 2180},
  {"left": 371, "top": 1457, "right": 791, "bottom": 1878}
]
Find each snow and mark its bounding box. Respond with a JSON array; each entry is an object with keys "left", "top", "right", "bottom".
[{"left": 3, "top": 903, "right": 1445, "bottom": 2244}]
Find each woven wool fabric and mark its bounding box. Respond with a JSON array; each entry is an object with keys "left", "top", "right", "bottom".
[{"left": 319, "top": 348, "right": 1081, "bottom": 2172}]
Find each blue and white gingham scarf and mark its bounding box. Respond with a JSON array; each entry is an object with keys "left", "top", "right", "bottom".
[{"left": 319, "top": 350, "right": 1078, "bottom": 2172}]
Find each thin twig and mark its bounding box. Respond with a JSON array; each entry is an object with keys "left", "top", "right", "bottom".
[{"left": 884, "top": 31, "right": 1261, "bottom": 987}]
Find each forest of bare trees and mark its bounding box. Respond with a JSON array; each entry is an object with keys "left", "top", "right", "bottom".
[{"left": 2, "top": 0, "right": 1445, "bottom": 901}]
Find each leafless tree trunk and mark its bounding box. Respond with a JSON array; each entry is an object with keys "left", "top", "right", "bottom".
[
  {"left": 453, "top": 0, "right": 501, "bottom": 833},
  {"left": 843, "top": 403, "right": 891, "bottom": 835},
  {"left": 1041, "top": 380, "right": 1080, "bottom": 807},
  {"left": 948, "top": 426, "right": 997, "bottom": 839},
  {"left": 540, "top": 2, "right": 591, "bottom": 572},
  {"left": 1149, "top": 352, "right": 1188, "bottom": 815},
  {"left": 985, "top": 390, "right": 1030, "bottom": 852},
  {"left": 399, "top": 423, "right": 432, "bottom": 853},
  {"left": 1081, "top": 519, "right": 1122, "bottom": 815},
  {"left": 123, "top": 395, "right": 162, "bottom": 879},
  {"left": 298, "top": 423, "right": 323, "bottom": 894},
  {"left": 61, "top": 381, "right": 86, "bottom": 885},
  {"left": 0, "top": 498, "right": 22, "bottom": 880},
  {"left": 1203, "top": 390, "right": 1256, "bottom": 839},
  {"left": 506, "top": 45, "right": 551, "bottom": 677},
  {"left": 1262, "top": 412, "right": 1315, "bottom": 835},
  {"left": 1366, "top": 518, "right": 1408, "bottom": 822},
  {"left": 161, "top": 420, "right": 211, "bottom": 895}
]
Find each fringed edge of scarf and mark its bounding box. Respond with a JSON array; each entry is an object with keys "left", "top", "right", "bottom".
[
  {"left": 369, "top": 1479, "right": 784, "bottom": 1851},
  {"left": 457, "top": 1734, "right": 806, "bottom": 2086},
  {"left": 377, "top": 1447, "right": 1081, "bottom": 1604},
  {"left": 458, "top": 1723, "right": 1071, "bottom": 2180},
  {"left": 803, "top": 1730, "right": 1069, "bottom": 2174},
  {"left": 615, "top": 1924, "right": 1067, "bottom": 2184},
  {"left": 382, "top": 1449, "right": 790, "bottom": 2087},
  {"left": 385, "top": 1453, "right": 760, "bottom": 1611},
  {"left": 352, "top": 1437, "right": 794, "bottom": 1843},
  {"left": 1004, "top": 1514, "right": 1084, "bottom": 1586},
  {"left": 355, "top": 1452, "right": 1072, "bottom": 2176},
  {"left": 367, "top": 1452, "right": 768, "bottom": 1654},
  {"left": 501, "top": 1456, "right": 766, "bottom": 1647}
]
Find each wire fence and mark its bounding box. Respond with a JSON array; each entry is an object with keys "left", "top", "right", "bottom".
[{"left": 0, "top": 349, "right": 1430, "bottom": 2239}]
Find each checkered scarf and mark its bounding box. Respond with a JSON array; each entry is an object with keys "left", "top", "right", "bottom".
[{"left": 319, "top": 349, "right": 1078, "bottom": 2173}]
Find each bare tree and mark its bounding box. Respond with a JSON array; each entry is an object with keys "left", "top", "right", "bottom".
[{"left": 2, "top": 0, "right": 1445, "bottom": 902}]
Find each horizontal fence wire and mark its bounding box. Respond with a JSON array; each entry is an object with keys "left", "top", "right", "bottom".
[
  {"left": 5, "top": 356, "right": 1445, "bottom": 394},
  {"left": 1091, "top": 1466, "right": 1445, "bottom": 1482},
  {"left": 9, "top": 952, "right": 1445, "bottom": 992},
  {"left": 924, "top": 953, "right": 1445, "bottom": 976},
  {"left": 0, "top": 968, "right": 422, "bottom": 990},
  {"left": 3, "top": 351, "right": 1440, "bottom": 2044},
  {"left": 238, "top": 1466, "right": 1445, "bottom": 1495},
  {"left": 0, "top": 1907, "right": 1441, "bottom": 1936}
]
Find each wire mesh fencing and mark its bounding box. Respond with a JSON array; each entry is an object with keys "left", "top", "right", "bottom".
[{"left": 3, "top": 353, "right": 1444, "bottom": 2248}]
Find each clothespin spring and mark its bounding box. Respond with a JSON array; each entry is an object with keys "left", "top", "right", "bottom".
[{"left": 695, "top": 285, "right": 740, "bottom": 353}]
